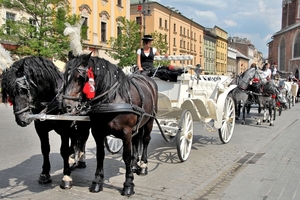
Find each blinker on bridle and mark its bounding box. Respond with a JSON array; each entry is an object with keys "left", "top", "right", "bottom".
[{"left": 13, "top": 75, "right": 37, "bottom": 115}]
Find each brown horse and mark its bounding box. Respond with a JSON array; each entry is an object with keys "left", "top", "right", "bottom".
[{"left": 62, "top": 53, "right": 158, "bottom": 196}]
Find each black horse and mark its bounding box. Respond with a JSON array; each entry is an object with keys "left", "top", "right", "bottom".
[
  {"left": 62, "top": 53, "right": 158, "bottom": 196},
  {"left": 1, "top": 56, "right": 90, "bottom": 189}
]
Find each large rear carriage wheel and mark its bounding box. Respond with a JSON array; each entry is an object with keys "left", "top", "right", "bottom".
[
  {"left": 105, "top": 135, "right": 123, "bottom": 154},
  {"left": 218, "top": 95, "right": 235, "bottom": 144},
  {"left": 176, "top": 110, "right": 193, "bottom": 162}
]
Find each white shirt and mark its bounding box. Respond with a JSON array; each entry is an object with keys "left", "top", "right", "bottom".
[
  {"left": 136, "top": 47, "right": 157, "bottom": 56},
  {"left": 262, "top": 68, "right": 272, "bottom": 78},
  {"left": 272, "top": 67, "right": 277, "bottom": 75}
]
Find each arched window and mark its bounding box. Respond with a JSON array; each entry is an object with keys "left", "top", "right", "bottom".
[
  {"left": 279, "top": 38, "right": 286, "bottom": 71},
  {"left": 294, "top": 32, "right": 300, "bottom": 58}
]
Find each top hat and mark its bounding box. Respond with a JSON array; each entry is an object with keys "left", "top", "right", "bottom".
[{"left": 142, "top": 35, "right": 153, "bottom": 41}]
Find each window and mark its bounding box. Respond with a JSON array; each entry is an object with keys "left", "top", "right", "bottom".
[
  {"left": 180, "top": 26, "right": 182, "bottom": 34},
  {"left": 29, "top": 18, "right": 38, "bottom": 38},
  {"left": 159, "top": 18, "right": 162, "bottom": 27},
  {"left": 294, "top": 33, "right": 300, "bottom": 58},
  {"left": 174, "top": 23, "right": 176, "bottom": 32},
  {"left": 136, "top": 17, "right": 142, "bottom": 25},
  {"left": 117, "top": 0, "right": 122, "bottom": 7},
  {"left": 101, "top": 22, "right": 106, "bottom": 42},
  {"left": 165, "top": 20, "right": 167, "bottom": 29},
  {"left": 6, "top": 12, "right": 15, "bottom": 20},
  {"left": 5, "top": 12, "right": 16, "bottom": 35},
  {"left": 117, "top": 26, "right": 122, "bottom": 38},
  {"left": 81, "top": 17, "right": 88, "bottom": 40},
  {"left": 173, "top": 38, "right": 176, "bottom": 46},
  {"left": 164, "top": 34, "right": 167, "bottom": 43},
  {"left": 279, "top": 38, "right": 286, "bottom": 71}
]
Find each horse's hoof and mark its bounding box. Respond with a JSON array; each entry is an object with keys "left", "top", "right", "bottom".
[
  {"left": 77, "top": 161, "right": 86, "bottom": 169},
  {"left": 121, "top": 185, "right": 135, "bottom": 196},
  {"left": 262, "top": 120, "right": 266, "bottom": 123},
  {"left": 132, "top": 166, "right": 138, "bottom": 174},
  {"left": 257, "top": 122, "right": 261, "bottom": 125},
  {"left": 60, "top": 180, "right": 73, "bottom": 189},
  {"left": 270, "top": 123, "right": 274, "bottom": 126},
  {"left": 89, "top": 182, "right": 103, "bottom": 193},
  {"left": 38, "top": 174, "right": 52, "bottom": 184},
  {"left": 137, "top": 167, "right": 148, "bottom": 176},
  {"left": 241, "top": 121, "right": 246, "bottom": 125},
  {"left": 60, "top": 175, "right": 73, "bottom": 189}
]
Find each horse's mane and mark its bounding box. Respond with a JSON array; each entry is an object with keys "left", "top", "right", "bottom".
[
  {"left": 1, "top": 56, "right": 63, "bottom": 103},
  {"left": 65, "top": 54, "right": 130, "bottom": 102}
]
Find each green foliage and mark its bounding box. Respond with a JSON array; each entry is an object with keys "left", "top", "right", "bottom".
[
  {"left": 106, "top": 17, "right": 141, "bottom": 67},
  {"left": 0, "top": 0, "right": 81, "bottom": 60},
  {"left": 150, "top": 31, "right": 170, "bottom": 67}
]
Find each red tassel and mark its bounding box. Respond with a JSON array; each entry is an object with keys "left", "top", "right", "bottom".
[
  {"left": 7, "top": 97, "right": 13, "bottom": 106},
  {"left": 276, "top": 101, "right": 280, "bottom": 106},
  {"left": 82, "top": 67, "right": 95, "bottom": 99}
]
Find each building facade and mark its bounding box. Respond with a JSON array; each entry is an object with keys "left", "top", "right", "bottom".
[
  {"left": 268, "top": 0, "right": 300, "bottom": 78},
  {"left": 213, "top": 26, "right": 228, "bottom": 75},
  {"left": 130, "top": 1, "right": 204, "bottom": 68},
  {"left": 203, "top": 28, "right": 217, "bottom": 74},
  {"left": 69, "top": 0, "right": 130, "bottom": 64}
]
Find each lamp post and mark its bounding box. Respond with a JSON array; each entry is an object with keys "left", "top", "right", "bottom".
[{"left": 139, "top": 0, "right": 151, "bottom": 35}]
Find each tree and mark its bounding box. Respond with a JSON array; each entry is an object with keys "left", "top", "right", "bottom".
[
  {"left": 150, "top": 31, "right": 169, "bottom": 67},
  {"left": 0, "top": 0, "right": 81, "bottom": 60},
  {"left": 106, "top": 17, "right": 141, "bottom": 67}
]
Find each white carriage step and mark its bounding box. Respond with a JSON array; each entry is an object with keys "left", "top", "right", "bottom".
[{"left": 154, "top": 55, "right": 194, "bottom": 61}]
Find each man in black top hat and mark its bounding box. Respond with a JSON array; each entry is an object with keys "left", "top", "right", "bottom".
[{"left": 136, "top": 34, "right": 163, "bottom": 75}]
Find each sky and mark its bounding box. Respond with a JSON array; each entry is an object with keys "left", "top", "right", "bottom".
[{"left": 154, "top": 0, "right": 283, "bottom": 58}]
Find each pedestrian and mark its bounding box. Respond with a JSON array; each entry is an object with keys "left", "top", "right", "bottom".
[
  {"left": 136, "top": 34, "right": 167, "bottom": 75},
  {"left": 261, "top": 62, "right": 272, "bottom": 80},
  {"left": 270, "top": 62, "right": 277, "bottom": 79}
]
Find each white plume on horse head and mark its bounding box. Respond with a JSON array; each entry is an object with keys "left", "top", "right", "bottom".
[
  {"left": 63, "top": 18, "right": 85, "bottom": 56},
  {"left": 0, "top": 44, "right": 13, "bottom": 70}
]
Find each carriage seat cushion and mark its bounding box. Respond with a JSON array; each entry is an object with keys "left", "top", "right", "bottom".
[{"left": 193, "top": 80, "right": 219, "bottom": 98}]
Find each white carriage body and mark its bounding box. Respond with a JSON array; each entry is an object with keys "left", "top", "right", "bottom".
[{"left": 154, "top": 55, "right": 236, "bottom": 129}]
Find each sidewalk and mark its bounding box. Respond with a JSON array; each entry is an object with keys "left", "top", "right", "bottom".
[{"left": 203, "top": 104, "right": 300, "bottom": 200}]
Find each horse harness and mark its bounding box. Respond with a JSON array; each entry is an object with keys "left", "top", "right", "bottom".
[
  {"left": 62, "top": 67, "right": 157, "bottom": 135},
  {"left": 13, "top": 75, "right": 62, "bottom": 116}
]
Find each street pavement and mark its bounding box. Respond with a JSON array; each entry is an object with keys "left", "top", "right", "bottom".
[{"left": 0, "top": 102, "right": 300, "bottom": 200}]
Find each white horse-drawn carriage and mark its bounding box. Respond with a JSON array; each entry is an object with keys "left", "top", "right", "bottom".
[{"left": 152, "top": 55, "right": 236, "bottom": 161}]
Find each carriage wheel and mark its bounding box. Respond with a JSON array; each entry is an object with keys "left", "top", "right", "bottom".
[
  {"left": 218, "top": 95, "right": 235, "bottom": 144},
  {"left": 104, "top": 135, "right": 123, "bottom": 154},
  {"left": 176, "top": 110, "right": 193, "bottom": 162}
]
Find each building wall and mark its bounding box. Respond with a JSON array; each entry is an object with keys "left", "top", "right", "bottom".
[
  {"left": 213, "top": 26, "right": 228, "bottom": 75},
  {"left": 204, "top": 33, "right": 216, "bottom": 74},
  {"left": 130, "top": 2, "right": 204, "bottom": 68},
  {"left": 269, "top": 0, "right": 300, "bottom": 78},
  {"left": 69, "top": 0, "right": 130, "bottom": 64}
]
